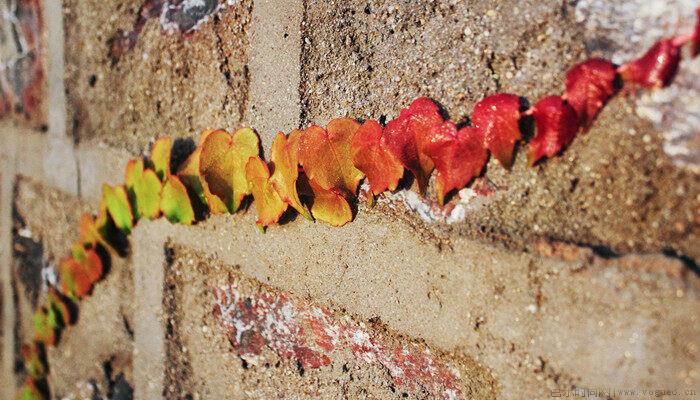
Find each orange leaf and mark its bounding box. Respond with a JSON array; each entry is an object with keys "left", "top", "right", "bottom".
[
  {"left": 423, "top": 122, "right": 488, "bottom": 205},
  {"left": 298, "top": 119, "right": 364, "bottom": 195},
  {"left": 384, "top": 97, "right": 444, "bottom": 193},
  {"left": 246, "top": 156, "right": 288, "bottom": 227},
  {"left": 200, "top": 128, "right": 260, "bottom": 213},
  {"left": 269, "top": 131, "right": 312, "bottom": 220},
  {"left": 58, "top": 247, "right": 103, "bottom": 299},
  {"left": 350, "top": 120, "right": 404, "bottom": 196},
  {"left": 472, "top": 93, "right": 522, "bottom": 169},
  {"left": 78, "top": 213, "right": 114, "bottom": 254},
  {"left": 150, "top": 136, "right": 173, "bottom": 181},
  {"left": 177, "top": 129, "right": 227, "bottom": 213}
]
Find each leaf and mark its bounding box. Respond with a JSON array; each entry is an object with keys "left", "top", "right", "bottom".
[
  {"left": 384, "top": 97, "right": 444, "bottom": 193},
  {"left": 160, "top": 176, "right": 195, "bottom": 225},
  {"left": 200, "top": 128, "right": 260, "bottom": 213},
  {"left": 350, "top": 120, "right": 404, "bottom": 195},
  {"left": 300, "top": 176, "right": 353, "bottom": 227},
  {"left": 246, "top": 156, "right": 288, "bottom": 227},
  {"left": 78, "top": 213, "right": 114, "bottom": 253},
  {"left": 298, "top": 119, "right": 365, "bottom": 195},
  {"left": 101, "top": 184, "right": 133, "bottom": 234},
  {"left": 618, "top": 39, "right": 681, "bottom": 88},
  {"left": 21, "top": 343, "right": 45, "bottom": 379},
  {"left": 125, "top": 159, "right": 162, "bottom": 220},
  {"left": 47, "top": 286, "right": 75, "bottom": 326},
  {"left": 564, "top": 59, "right": 618, "bottom": 126},
  {"left": 527, "top": 96, "right": 579, "bottom": 166},
  {"left": 16, "top": 379, "right": 44, "bottom": 400},
  {"left": 423, "top": 122, "right": 488, "bottom": 205},
  {"left": 177, "top": 129, "right": 226, "bottom": 213},
  {"left": 58, "top": 248, "right": 103, "bottom": 299},
  {"left": 269, "top": 131, "right": 312, "bottom": 220},
  {"left": 472, "top": 93, "right": 522, "bottom": 169},
  {"left": 150, "top": 136, "right": 173, "bottom": 181},
  {"left": 33, "top": 307, "right": 58, "bottom": 346}
]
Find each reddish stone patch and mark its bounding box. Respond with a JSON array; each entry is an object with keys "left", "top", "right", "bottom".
[
  {"left": 0, "top": 0, "right": 44, "bottom": 123},
  {"left": 213, "top": 283, "right": 463, "bottom": 400}
]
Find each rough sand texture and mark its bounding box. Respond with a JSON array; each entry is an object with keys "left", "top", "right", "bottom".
[
  {"left": 163, "top": 245, "right": 497, "bottom": 399},
  {"left": 132, "top": 210, "right": 699, "bottom": 399},
  {"left": 301, "top": 0, "right": 583, "bottom": 124},
  {"left": 63, "top": 0, "right": 252, "bottom": 153}
]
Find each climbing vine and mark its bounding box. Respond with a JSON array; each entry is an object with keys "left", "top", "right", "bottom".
[{"left": 15, "top": 9, "right": 700, "bottom": 399}]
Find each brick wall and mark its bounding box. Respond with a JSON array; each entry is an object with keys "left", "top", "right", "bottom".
[{"left": 0, "top": 0, "right": 698, "bottom": 399}]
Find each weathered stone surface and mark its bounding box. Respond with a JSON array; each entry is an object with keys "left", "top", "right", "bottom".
[
  {"left": 129, "top": 212, "right": 700, "bottom": 399},
  {"left": 300, "top": 0, "right": 700, "bottom": 264},
  {"left": 63, "top": 0, "right": 252, "bottom": 153}
]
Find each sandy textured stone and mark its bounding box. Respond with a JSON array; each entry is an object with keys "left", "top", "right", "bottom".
[
  {"left": 301, "top": 0, "right": 583, "bottom": 124},
  {"left": 63, "top": 0, "right": 252, "bottom": 153}
]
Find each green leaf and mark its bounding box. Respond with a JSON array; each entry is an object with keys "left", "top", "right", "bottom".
[{"left": 101, "top": 184, "right": 133, "bottom": 234}]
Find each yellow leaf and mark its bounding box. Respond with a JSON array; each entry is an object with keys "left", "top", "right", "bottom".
[
  {"left": 199, "top": 128, "right": 260, "bottom": 213},
  {"left": 160, "top": 176, "right": 196, "bottom": 225},
  {"left": 299, "top": 175, "right": 352, "bottom": 227},
  {"left": 177, "top": 130, "right": 227, "bottom": 213},
  {"left": 150, "top": 136, "right": 173, "bottom": 181}
]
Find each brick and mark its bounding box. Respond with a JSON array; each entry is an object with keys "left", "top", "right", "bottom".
[
  {"left": 163, "top": 245, "right": 496, "bottom": 399},
  {"left": 301, "top": 0, "right": 582, "bottom": 124},
  {"left": 127, "top": 212, "right": 700, "bottom": 399},
  {"left": 63, "top": 0, "right": 252, "bottom": 153},
  {"left": 0, "top": 0, "right": 47, "bottom": 129}
]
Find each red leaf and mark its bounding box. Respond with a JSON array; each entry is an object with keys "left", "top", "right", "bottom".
[
  {"left": 618, "top": 39, "right": 681, "bottom": 88},
  {"left": 527, "top": 96, "right": 579, "bottom": 166},
  {"left": 350, "top": 120, "right": 404, "bottom": 196},
  {"left": 564, "top": 58, "right": 617, "bottom": 126},
  {"left": 384, "top": 97, "right": 444, "bottom": 193},
  {"left": 692, "top": 7, "right": 700, "bottom": 57},
  {"left": 472, "top": 93, "right": 521, "bottom": 169},
  {"left": 422, "top": 121, "right": 488, "bottom": 205}
]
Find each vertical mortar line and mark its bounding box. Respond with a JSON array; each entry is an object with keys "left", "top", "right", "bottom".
[
  {"left": 298, "top": 0, "right": 309, "bottom": 128},
  {"left": 131, "top": 220, "right": 170, "bottom": 400},
  {"left": 0, "top": 131, "right": 17, "bottom": 399},
  {"left": 41, "top": 0, "right": 79, "bottom": 195},
  {"left": 245, "top": 0, "right": 304, "bottom": 156}
]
